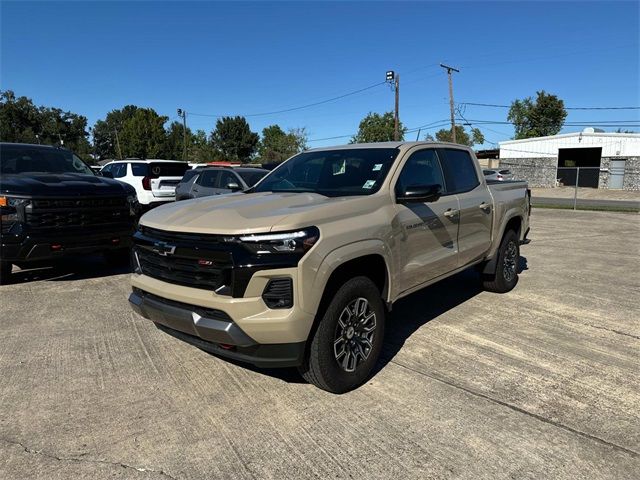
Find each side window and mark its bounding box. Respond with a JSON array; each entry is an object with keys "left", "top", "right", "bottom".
[
  {"left": 101, "top": 164, "right": 112, "bottom": 174},
  {"left": 395, "top": 149, "right": 445, "bottom": 196},
  {"left": 111, "top": 163, "right": 127, "bottom": 178},
  {"left": 197, "top": 170, "right": 219, "bottom": 188},
  {"left": 131, "top": 163, "right": 148, "bottom": 177},
  {"left": 438, "top": 149, "right": 480, "bottom": 193},
  {"left": 218, "top": 171, "right": 238, "bottom": 189}
]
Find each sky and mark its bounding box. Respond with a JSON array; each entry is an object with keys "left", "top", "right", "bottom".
[{"left": 1, "top": 1, "right": 639, "bottom": 149}]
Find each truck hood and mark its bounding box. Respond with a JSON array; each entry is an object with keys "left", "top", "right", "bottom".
[
  {"left": 0, "top": 173, "right": 135, "bottom": 197},
  {"left": 140, "top": 191, "right": 383, "bottom": 235}
]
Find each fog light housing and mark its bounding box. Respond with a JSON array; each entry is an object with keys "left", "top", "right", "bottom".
[{"left": 262, "top": 278, "right": 293, "bottom": 309}]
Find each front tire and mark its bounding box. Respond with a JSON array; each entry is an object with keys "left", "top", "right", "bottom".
[
  {"left": 482, "top": 229, "right": 520, "bottom": 293},
  {"left": 299, "top": 276, "right": 385, "bottom": 394}
]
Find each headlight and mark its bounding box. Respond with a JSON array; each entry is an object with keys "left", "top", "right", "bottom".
[
  {"left": 237, "top": 227, "right": 320, "bottom": 255},
  {"left": 126, "top": 194, "right": 138, "bottom": 215},
  {"left": 0, "top": 196, "right": 29, "bottom": 232}
]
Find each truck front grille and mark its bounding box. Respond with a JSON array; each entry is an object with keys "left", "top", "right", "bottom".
[
  {"left": 26, "top": 196, "right": 131, "bottom": 231},
  {"left": 135, "top": 248, "right": 228, "bottom": 291}
]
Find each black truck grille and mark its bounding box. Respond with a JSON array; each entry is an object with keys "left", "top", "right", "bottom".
[
  {"left": 136, "top": 248, "right": 228, "bottom": 291},
  {"left": 26, "top": 197, "right": 131, "bottom": 230}
]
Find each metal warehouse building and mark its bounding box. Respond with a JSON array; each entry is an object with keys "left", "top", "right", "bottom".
[{"left": 498, "top": 129, "right": 640, "bottom": 190}]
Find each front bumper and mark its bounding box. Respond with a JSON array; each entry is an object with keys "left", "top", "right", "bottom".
[
  {"left": 129, "top": 288, "right": 306, "bottom": 368},
  {"left": 1, "top": 228, "right": 133, "bottom": 263}
]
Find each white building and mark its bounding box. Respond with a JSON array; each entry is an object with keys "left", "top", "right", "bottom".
[{"left": 498, "top": 129, "right": 640, "bottom": 189}]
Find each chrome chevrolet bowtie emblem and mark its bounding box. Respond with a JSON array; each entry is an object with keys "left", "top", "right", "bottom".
[{"left": 152, "top": 241, "right": 176, "bottom": 256}]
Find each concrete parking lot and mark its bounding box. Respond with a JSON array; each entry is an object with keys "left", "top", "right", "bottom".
[{"left": 1, "top": 209, "right": 638, "bottom": 479}]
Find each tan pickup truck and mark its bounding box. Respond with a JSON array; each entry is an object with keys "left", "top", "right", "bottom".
[{"left": 129, "top": 142, "right": 530, "bottom": 393}]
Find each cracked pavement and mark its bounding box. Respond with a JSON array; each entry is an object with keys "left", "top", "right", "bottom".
[{"left": 1, "top": 209, "right": 638, "bottom": 479}]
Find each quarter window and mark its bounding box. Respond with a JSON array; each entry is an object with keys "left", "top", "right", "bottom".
[
  {"left": 131, "top": 163, "right": 148, "bottom": 176},
  {"left": 438, "top": 149, "right": 479, "bottom": 193}
]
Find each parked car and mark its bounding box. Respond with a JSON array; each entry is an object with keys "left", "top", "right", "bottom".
[
  {"left": 175, "top": 166, "right": 268, "bottom": 200},
  {"left": 100, "top": 159, "right": 189, "bottom": 212},
  {"left": 483, "top": 169, "right": 513, "bottom": 181},
  {"left": 129, "top": 142, "right": 530, "bottom": 393},
  {"left": 0, "top": 143, "right": 138, "bottom": 284}
]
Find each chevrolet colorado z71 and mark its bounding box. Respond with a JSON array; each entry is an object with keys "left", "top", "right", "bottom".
[
  {"left": 129, "top": 142, "right": 530, "bottom": 393},
  {"left": 0, "top": 143, "right": 138, "bottom": 283}
]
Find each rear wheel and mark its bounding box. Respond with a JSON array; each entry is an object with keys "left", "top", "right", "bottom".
[
  {"left": 482, "top": 229, "right": 520, "bottom": 293},
  {"left": 0, "top": 261, "right": 13, "bottom": 285},
  {"left": 299, "top": 276, "right": 385, "bottom": 394}
]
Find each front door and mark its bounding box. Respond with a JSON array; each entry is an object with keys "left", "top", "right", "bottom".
[
  {"left": 193, "top": 169, "right": 220, "bottom": 198},
  {"left": 393, "top": 148, "right": 460, "bottom": 293}
]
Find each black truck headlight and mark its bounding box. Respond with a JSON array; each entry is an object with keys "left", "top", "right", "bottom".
[
  {"left": 237, "top": 227, "right": 320, "bottom": 255},
  {"left": 126, "top": 194, "right": 138, "bottom": 216},
  {"left": 0, "top": 196, "right": 29, "bottom": 233}
]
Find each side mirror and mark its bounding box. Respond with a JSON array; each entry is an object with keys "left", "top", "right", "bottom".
[
  {"left": 100, "top": 171, "right": 114, "bottom": 178},
  {"left": 226, "top": 182, "right": 242, "bottom": 191},
  {"left": 397, "top": 184, "right": 442, "bottom": 203}
]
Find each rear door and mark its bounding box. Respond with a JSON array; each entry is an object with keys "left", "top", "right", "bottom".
[
  {"left": 148, "top": 162, "right": 189, "bottom": 198},
  {"left": 193, "top": 169, "right": 220, "bottom": 197},
  {"left": 438, "top": 148, "right": 493, "bottom": 266},
  {"left": 393, "top": 147, "right": 460, "bottom": 293}
]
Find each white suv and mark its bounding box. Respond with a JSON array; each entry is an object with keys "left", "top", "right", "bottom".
[{"left": 101, "top": 160, "right": 189, "bottom": 211}]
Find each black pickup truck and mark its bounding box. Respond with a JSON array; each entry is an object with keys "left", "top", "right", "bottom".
[{"left": 0, "top": 143, "right": 138, "bottom": 283}]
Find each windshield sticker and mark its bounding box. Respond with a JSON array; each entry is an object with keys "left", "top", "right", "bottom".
[
  {"left": 372, "top": 164, "right": 383, "bottom": 171},
  {"left": 363, "top": 180, "right": 376, "bottom": 189}
]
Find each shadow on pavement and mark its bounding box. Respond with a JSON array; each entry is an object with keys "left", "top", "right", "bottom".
[
  {"left": 215, "top": 256, "right": 529, "bottom": 387},
  {"left": 7, "top": 255, "right": 132, "bottom": 284},
  {"left": 142, "top": 255, "right": 529, "bottom": 387}
]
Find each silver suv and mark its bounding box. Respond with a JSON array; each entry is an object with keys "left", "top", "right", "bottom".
[{"left": 175, "top": 166, "right": 268, "bottom": 201}]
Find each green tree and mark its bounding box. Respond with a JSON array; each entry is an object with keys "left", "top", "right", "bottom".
[
  {"left": 118, "top": 108, "right": 168, "bottom": 159},
  {"left": 433, "top": 126, "right": 485, "bottom": 147},
  {"left": 507, "top": 90, "right": 567, "bottom": 139},
  {"left": 211, "top": 116, "right": 259, "bottom": 162},
  {"left": 351, "top": 112, "right": 406, "bottom": 143},
  {"left": 163, "top": 121, "right": 192, "bottom": 160},
  {"left": 92, "top": 105, "right": 140, "bottom": 159},
  {"left": 258, "top": 125, "right": 308, "bottom": 162},
  {"left": 0, "top": 90, "right": 91, "bottom": 155},
  {"left": 189, "top": 129, "right": 221, "bottom": 163}
]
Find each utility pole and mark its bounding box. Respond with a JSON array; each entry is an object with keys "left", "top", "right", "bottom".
[
  {"left": 114, "top": 129, "right": 123, "bottom": 160},
  {"left": 440, "top": 64, "right": 459, "bottom": 144},
  {"left": 177, "top": 108, "right": 188, "bottom": 161},
  {"left": 386, "top": 71, "right": 400, "bottom": 141}
]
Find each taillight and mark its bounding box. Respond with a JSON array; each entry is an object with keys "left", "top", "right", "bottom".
[
  {"left": 142, "top": 176, "right": 151, "bottom": 190},
  {"left": 497, "top": 175, "right": 503, "bottom": 180}
]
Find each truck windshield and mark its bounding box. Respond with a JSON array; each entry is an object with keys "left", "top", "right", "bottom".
[
  {"left": 0, "top": 145, "right": 94, "bottom": 175},
  {"left": 253, "top": 148, "right": 399, "bottom": 197}
]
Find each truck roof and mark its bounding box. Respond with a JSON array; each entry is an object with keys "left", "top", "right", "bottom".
[{"left": 306, "top": 141, "right": 472, "bottom": 152}]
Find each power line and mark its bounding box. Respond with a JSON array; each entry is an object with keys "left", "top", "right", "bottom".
[
  {"left": 306, "top": 119, "right": 451, "bottom": 144},
  {"left": 187, "top": 81, "right": 387, "bottom": 119},
  {"left": 458, "top": 102, "right": 640, "bottom": 111}
]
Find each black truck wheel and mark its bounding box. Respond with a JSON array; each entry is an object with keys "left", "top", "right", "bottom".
[
  {"left": 0, "top": 261, "right": 13, "bottom": 285},
  {"left": 482, "top": 229, "right": 520, "bottom": 293},
  {"left": 299, "top": 276, "right": 385, "bottom": 394}
]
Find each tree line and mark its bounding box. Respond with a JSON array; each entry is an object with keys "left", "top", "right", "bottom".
[{"left": 1, "top": 89, "right": 569, "bottom": 164}]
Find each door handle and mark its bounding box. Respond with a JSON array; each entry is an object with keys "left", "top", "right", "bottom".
[
  {"left": 444, "top": 209, "right": 459, "bottom": 218},
  {"left": 479, "top": 202, "right": 491, "bottom": 212}
]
